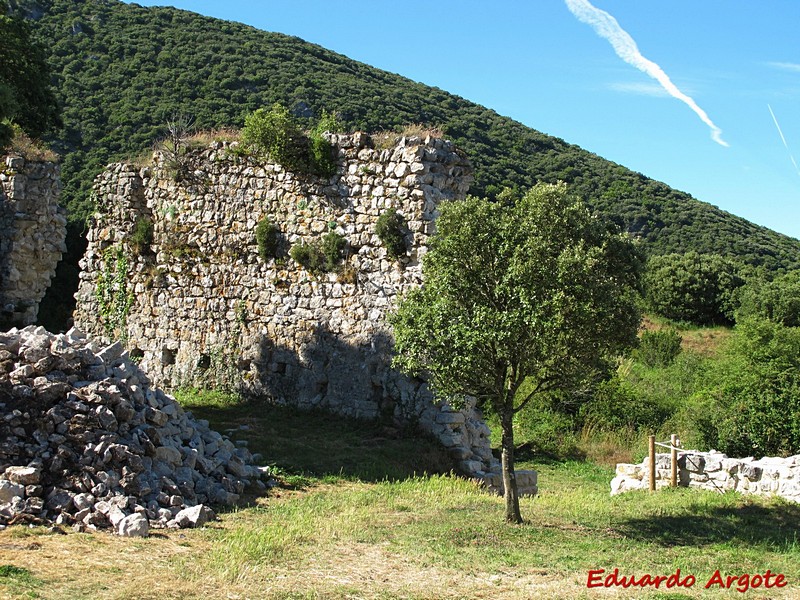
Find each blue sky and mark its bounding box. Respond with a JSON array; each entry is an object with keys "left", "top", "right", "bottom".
[{"left": 126, "top": 0, "right": 800, "bottom": 240}]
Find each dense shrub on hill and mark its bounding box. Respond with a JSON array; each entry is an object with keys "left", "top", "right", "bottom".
[
  {"left": 736, "top": 271, "right": 800, "bottom": 327},
  {"left": 0, "top": 0, "right": 60, "bottom": 145},
  {"left": 691, "top": 319, "right": 800, "bottom": 457},
  {"left": 643, "top": 252, "right": 744, "bottom": 326}
]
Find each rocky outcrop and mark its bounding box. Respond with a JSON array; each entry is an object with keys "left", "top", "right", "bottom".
[
  {"left": 74, "top": 133, "right": 503, "bottom": 479},
  {"left": 612, "top": 450, "right": 800, "bottom": 503},
  {"left": 0, "top": 155, "right": 66, "bottom": 328},
  {"left": 0, "top": 326, "right": 265, "bottom": 534}
]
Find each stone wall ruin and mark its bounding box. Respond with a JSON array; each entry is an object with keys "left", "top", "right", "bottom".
[
  {"left": 74, "top": 133, "right": 506, "bottom": 480},
  {"left": 0, "top": 155, "right": 66, "bottom": 328},
  {"left": 612, "top": 450, "right": 800, "bottom": 503}
]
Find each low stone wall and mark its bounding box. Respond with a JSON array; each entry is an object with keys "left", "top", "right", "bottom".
[
  {"left": 0, "top": 155, "right": 66, "bottom": 328},
  {"left": 74, "top": 133, "right": 503, "bottom": 479},
  {"left": 612, "top": 450, "right": 800, "bottom": 503}
]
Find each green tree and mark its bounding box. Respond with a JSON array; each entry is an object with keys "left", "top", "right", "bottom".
[
  {"left": 736, "top": 270, "right": 800, "bottom": 327},
  {"left": 643, "top": 252, "right": 743, "bottom": 325},
  {"left": 390, "top": 183, "right": 642, "bottom": 523},
  {"left": 0, "top": 1, "right": 60, "bottom": 144},
  {"left": 693, "top": 318, "right": 800, "bottom": 457}
]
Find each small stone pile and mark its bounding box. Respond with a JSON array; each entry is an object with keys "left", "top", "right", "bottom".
[{"left": 0, "top": 326, "right": 265, "bottom": 536}]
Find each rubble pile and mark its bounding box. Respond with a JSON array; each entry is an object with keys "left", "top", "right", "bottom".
[{"left": 0, "top": 326, "right": 265, "bottom": 536}]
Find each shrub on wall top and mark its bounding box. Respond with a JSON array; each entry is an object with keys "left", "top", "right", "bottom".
[
  {"left": 241, "top": 103, "right": 305, "bottom": 170},
  {"left": 241, "top": 104, "right": 341, "bottom": 177}
]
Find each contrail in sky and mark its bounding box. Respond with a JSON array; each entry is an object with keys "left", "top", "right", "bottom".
[
  {"left": 767, "top": 104, "right": 800, "bottom": 176},
  {"left": 564, "top": 0, "right": 729, "bottom": 147}
]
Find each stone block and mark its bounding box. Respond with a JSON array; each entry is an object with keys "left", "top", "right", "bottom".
[
  {"left": 117, "top": 513, "right": 149, "bottom": 537},
  {"left": 4, "top": 466, "right": 41, "bottom": 485},
  {"left": 0, "top": 480, "right": 25, "bottom": 503},
  {"left": 435, "top": 411, "right": 466, "bottom": 425}
]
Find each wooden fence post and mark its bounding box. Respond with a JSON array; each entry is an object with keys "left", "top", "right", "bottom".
[
  {"left": 670, "top": 434, "right": 678, "bottom": 488},
  {"left": 649, "top": 434, "right": 656, "bottom": 492}
]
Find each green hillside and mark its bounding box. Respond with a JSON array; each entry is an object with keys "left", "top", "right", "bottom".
[{"left": 10, "top": 0, "right": 800, "bottom": 278}]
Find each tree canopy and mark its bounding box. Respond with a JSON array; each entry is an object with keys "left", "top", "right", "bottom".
[
  {"left": 390, "top": 183, "right": 642, "bottom": 522},
  {"left": 0, "top": 0, "right": 60, "bottom": 145},
  {"left": 736, "top": 270, "right": 800, "bottom": 327},
  {"left": 643, "top": 252, "right": 744, "bottom": 326}
]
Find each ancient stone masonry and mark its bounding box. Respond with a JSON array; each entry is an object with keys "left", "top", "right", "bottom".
[
  {"left": 0, "top": 155, "right": 66, "bottom": 328},
  {"left": 74, "top": 133, "right": 506, "bottom": 481},
  {"left": 612, "top": 450, "right": 800, "bottom": 503}
]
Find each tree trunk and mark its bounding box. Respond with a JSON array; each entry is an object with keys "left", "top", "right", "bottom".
[{"left": 500, "top": 410, "right": 523, "bottom": 524}]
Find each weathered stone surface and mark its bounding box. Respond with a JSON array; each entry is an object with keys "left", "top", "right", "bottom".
[
  {"left": 4, "top": 466, "right": 41, "bottom": 485},
  {"left": 117, "top": 512, "right": 149, "bottom": 537},
  {"left": 612, "top": 450, "right": 800, "bottom": 504},
  {"left": 0, "top": 156, "right": 65, "bottom": 328},
  {"left": 0, "top": 326, "right": 266, "bottom": 531},
  {"left": 0, "top": 480, "right": 25, "bottom": 503},
  {"left": 73, "top": 133, "right": 500, "bottom": 479},
  {"left": 173, "top": 504, "right": 214, "bottom": 528}
]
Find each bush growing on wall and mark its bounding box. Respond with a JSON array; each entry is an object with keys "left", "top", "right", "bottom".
[
  {"left": 128, "top": 216, "right": 154, "bottom": 256},
  {"left": 289, "top": 232, "right": 346, "bottom": 274},
  {"left": 309, "top": 109, "right": 341, "bottom": 177},
  {"left": 255, "top": 217, "right": 280, "bottom": 261},
  {"left": 241, "top": 103, "right": 340, "bottom": 176},
  {"left": 242, "top": 103, "right": 304, "bottom": 169},
  {"left": 375, "top": 210, "right": 407, "bottom": 259}
]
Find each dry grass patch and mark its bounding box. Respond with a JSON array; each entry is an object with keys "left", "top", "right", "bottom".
[{"left": 2, "top": 129, "right": 58, "bottom": 163}]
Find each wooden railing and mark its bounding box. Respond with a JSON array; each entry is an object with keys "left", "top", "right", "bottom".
[{"left": 648, "top": 434, "right": 681, "bottom": 491}]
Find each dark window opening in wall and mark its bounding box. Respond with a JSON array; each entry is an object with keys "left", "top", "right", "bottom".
[
  {"left": 197, "top": 354, "right": 211, "bottom": 370},
  {"left": 129, "top": 347, "right": 145, "bottom": 361},
  {"left": 161, "top": 347, "right": 176, "bottom": 366}
]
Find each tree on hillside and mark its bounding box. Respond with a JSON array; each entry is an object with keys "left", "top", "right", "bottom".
[
  {"left": 736, "top": 270, "right": 800, "bottom": 327},
  {"left": 693, "top": 317, "right": 800, "bottom": 457},
  {"left": 643, "top": 252, "right": 744, "bottom": 326},
  {"left": 0, "top": 0, "right": 60, "bottom": 145},
  {"left": 390, "top": 183, "right": 642, "bottom": 523}
]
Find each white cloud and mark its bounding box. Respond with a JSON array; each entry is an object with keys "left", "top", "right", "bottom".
[
  {"left": 564, "top": 0, "right": 728, "bottom": 147},
  {"left": 767, "top": 62, "right": 800, "bottom": 73},
  {"left": 608, "top": 81, "right": 671, "bottom": 97}
]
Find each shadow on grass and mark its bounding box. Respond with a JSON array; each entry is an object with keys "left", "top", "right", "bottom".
[
  {"left": 614, "top": 499, "right": 800, "bottom": 550},
  {"left": 512, "top": 442, "right": 587, "bottom": 466},
  {"left": 181, "top": 395, "right": 455, "bottom": 484}
]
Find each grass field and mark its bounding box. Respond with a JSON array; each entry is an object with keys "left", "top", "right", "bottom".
[{"left": 1, "top": 394, "right": 799, "bottom": 599}]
